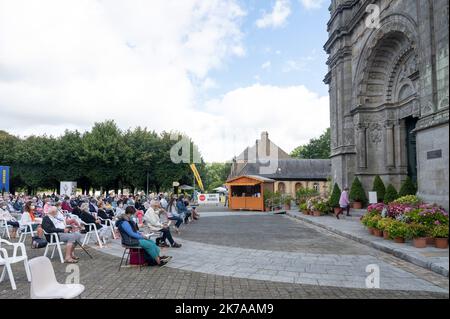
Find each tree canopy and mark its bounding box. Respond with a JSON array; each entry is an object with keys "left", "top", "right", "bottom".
[
  {"left": 0, "top": 121, "right": 206, "bottom": 195},
  {"left": 290, "top": 128, "right": 330, "bottom": 159}
]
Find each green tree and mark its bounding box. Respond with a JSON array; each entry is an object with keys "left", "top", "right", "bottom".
[
  {"left": 399, "top": 176, "right": 417, "bottom": 197},
  {"left": 384, "top": 184, "right": 399, "bottom": 204},
  {"left": 349, "top": 177, "right": 367, "bottom": 205},
  {"left": 204, "top": 162, "right": 232, "bottom": 191},
  {"left": 290, "top": 128, "right": 330, "bottom": 159},
  {"left": 329, "top": 183, "right": 341, "bottom": 208},
  {"left": 372, "top": 175, "right": 386, "bottom": 203}
]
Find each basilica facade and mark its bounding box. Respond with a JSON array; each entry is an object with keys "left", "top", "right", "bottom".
[{"left": 324, "top": 0, "right": 449, "bottom": 209}]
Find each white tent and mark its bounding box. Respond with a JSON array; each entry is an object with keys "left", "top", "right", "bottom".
[{"left": 212, "top": 186, "right": 227, "bottom": 193}]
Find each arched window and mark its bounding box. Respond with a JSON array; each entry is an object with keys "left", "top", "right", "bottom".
[
  {"left": 313, "top": 183, "right": 319, "bottom": 192},
  {"left": 295, "top": 183, "right": 303, "bottom": 192},
  {"left": 277, "top": 182, "right": 286, "bottom": 194}
]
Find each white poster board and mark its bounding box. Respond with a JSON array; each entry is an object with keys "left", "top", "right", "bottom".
[
  {"left": 60, "top": 181, "right": 77, "bottom": 197},
  {"left": 197, "top": 193, "right": 220, "bottom": 205},
  {"left": 368, "top": 191, "right": 378, "bottom": 204}
]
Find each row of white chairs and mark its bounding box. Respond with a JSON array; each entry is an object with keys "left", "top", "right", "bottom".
[{"left": 0, "top": 240, "right": 84, "bottom": 298}]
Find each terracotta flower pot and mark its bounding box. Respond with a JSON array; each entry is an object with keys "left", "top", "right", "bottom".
[
  {"left": 313, "top": 211, "right": 321, "bottom": 217},
  {"left": 394, "top": 237, "right": 405, "bottom": 244},
  {"left": 373, "top": 229, "right": 383, "bottom": 237},
  {"left": 426, "top": 237, "right": 435, "bottom": 246},
  {"left": 333, "top": 207, "right": 341, "bottom": 214},
  {"left": 413, "top": 237, "right": 427, "bottom": 248},
  {"left": 302, "top": 210, "right": 309, "bottom": 215},
  {"left": 352, "top": 201, "right": 362, "bottom": 209},
  {"left": 284, "top": 204, "right": 291, "bottom": 211},
  {"left": 368, "top": 227, "right": 375, "bottom": 235},
  {"left": 435, "top": 238, "right": 449, "bottom": 249},
  {"left": 383, "top": 231, "right": 390, "bottom": 240}
]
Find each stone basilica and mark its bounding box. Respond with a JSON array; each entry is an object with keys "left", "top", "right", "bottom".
[{"left": 324, "top": 0, "right": 449, "bottom": 209}]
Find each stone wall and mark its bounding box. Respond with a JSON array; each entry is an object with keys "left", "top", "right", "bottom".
[{"left": 325, "top": 0, "right": 449, "bottom": 209}]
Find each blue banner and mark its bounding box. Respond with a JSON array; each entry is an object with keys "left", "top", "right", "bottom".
[{"left": 0, "top": 166, "right": 10, "bottom": 193}]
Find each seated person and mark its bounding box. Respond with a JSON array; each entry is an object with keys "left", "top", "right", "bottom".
[
  {"left": 144, "top": 202, "right": 181, "bottom": 248},
  {"left": 0, "top": 200, "right": 20, "bottom": 238},
  {"left": 97, "top": 201, "right": 114, "bottom": 223},
  {"left": 79, "top": 203, "right": 110, "bottom": 243},
  {"left": 42, "top": 207, "right": 82, "bottom": 263},
  {"left": 176, "top": 195, "right": 192, "bottom": 224},
  {"left": 116, "top": 206, "right": 171, "bottom": 266},
  {"left": 19, "top": 201, "right": 43, "bottom": 237},
  {"left": 55, "top": 201, "right": 81, "bottom": 232},
  {"left": 61, "top": 196, "right": 73, "bottom": 212}
]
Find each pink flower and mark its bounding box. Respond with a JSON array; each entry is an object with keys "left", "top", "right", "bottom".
[{"left": 435, "top": 220, "right": 441, "bottom": 225}]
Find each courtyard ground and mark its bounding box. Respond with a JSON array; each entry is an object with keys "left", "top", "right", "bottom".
[{"left": 1, "top": 207, "right": 448, "bottom": 299}]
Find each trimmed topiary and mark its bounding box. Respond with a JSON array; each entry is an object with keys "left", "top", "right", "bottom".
[
  {"left": 329, "top": 183, "right": 341, "bottom": 208},
  {"left": 399, "top": 176, "right": 417, "bottom": 197},
  {"left": 372, "top": 175, "right": 386, "bottom": 203},
  {"left": 349, "top": 177, "right": 367, "bottom": 206},
  {"left": 384, "top": 184, "right": 399, "bottom": 204}
]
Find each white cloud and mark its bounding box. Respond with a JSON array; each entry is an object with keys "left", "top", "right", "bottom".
[
  {"left": 201, "top": 84, "right": 329, "bottom": 162},
  {"left": 256, "top": 0, "right": 291, "bottom": 29},
  {"left": 282, "top": 56, "right": 316, "bottom": 72},
  {"left": 261, "top": 61, "right": 271, "bottom": 70},
  {"left": 299, "top": 0, "right": 325, "bottom": 10},
  {"left": 0, "top": 0, "right": 244, "bottom": 146}
]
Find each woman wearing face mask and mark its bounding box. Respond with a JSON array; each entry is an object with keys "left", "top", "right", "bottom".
[
  {"left": 79, "top": 203, "right": 110, "bottom": 244},
  {"left": 19, "top": 201, "right": 44, "bottom": 237}
]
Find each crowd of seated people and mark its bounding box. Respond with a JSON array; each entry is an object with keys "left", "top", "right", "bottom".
[{"left": 1, "top": 190, "right": 200, "bottom": 266}]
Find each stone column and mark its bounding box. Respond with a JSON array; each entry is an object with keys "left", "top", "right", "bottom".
[
  {"left": 385, "top": 123, "right": 395, "bottom": 167},
  {"left": 395, "top": 120, "right": 408, "bottom": 170},
  {"left": 357, "top": 124, "right": 367, "bottom": 168}
]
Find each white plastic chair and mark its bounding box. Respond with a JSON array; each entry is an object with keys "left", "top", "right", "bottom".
[
  {"left": 18, "top": 222, "right": 38, "bottom": 243},
  {"left": 69, "top": 214, "right": 103, "bottom": 248},
  {"left": 0, "top": 238, "right": 31, "bottom": 290},
  {"left": 29, "top": 256, "right": 85, "bottom": 299},
  {"left": 0, "top": 219, "right": 11, "bottom": 239},
  {"left": 80, "top": 221, "right": 103, "bottom": 248},
  {"left": 43, "top": 231, "right": 66, "bottom": 264}
]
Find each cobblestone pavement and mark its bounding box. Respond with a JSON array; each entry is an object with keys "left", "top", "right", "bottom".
[
  {"left": 0, "top": 248, "right": 448, "bottom": 299},
  {"left": 287, "top": 211, "right": 449, "bottom": 277},
  {"left": 1, "top": 209, "right": 448, "bottom": 298}
]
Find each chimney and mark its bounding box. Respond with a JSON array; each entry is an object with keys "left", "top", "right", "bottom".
[
  {"left": 261, "top": 131, "right": 270, "bottom": 156},
  {"left": 255, "top": 140, "right": 259, "bottom": 162}
]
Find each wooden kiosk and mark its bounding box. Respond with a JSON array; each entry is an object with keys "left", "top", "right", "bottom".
[{"left": 225, "top": 175, "right": 275, "bottom": 211}]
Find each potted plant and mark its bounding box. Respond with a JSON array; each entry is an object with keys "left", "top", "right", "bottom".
[
  {"left": 432, "top": 225, "right": 449, "bottom": 249},
  {"left": 299, "top": 202, "right": 308, "bottom": 215},
  {"left": 372, "top": 175, "right": 386, "bottom": 203},
  {"left": 398, "top": 176, "right": 417, "bottom": 197},
  {"left": 409, "top": 223, "right": 429, "bottom": 248},
  {"left": 349, "top": 177, "right": 367, "bottom": 209},
  {"left": 361, "top": 213, "right": 375, "bottom": 234},
  {"left": 387, "top": 220, "right": 410, "bottom": 244},
  {"left": 377, "top": 218, "right": 393, "bottom": 239},
  {"left": 384, "top": 184, "right": 399, "bottom": 204},
  {"left": 368, "top": 215, "right": 382, "bottom": 237},
  {"left": 264, "top": 191, "right": 273, "bottom": 212},
  {"left": 315, "top": 199, "right": 330, "bottom": 216},
  {"left": 329, "top": 183, "right": 341, "bottom": 214}
]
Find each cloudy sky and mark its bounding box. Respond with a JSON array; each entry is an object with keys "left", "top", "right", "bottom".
[{"left": 0, "top": 0, "right": 330, "bottom": 162}]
